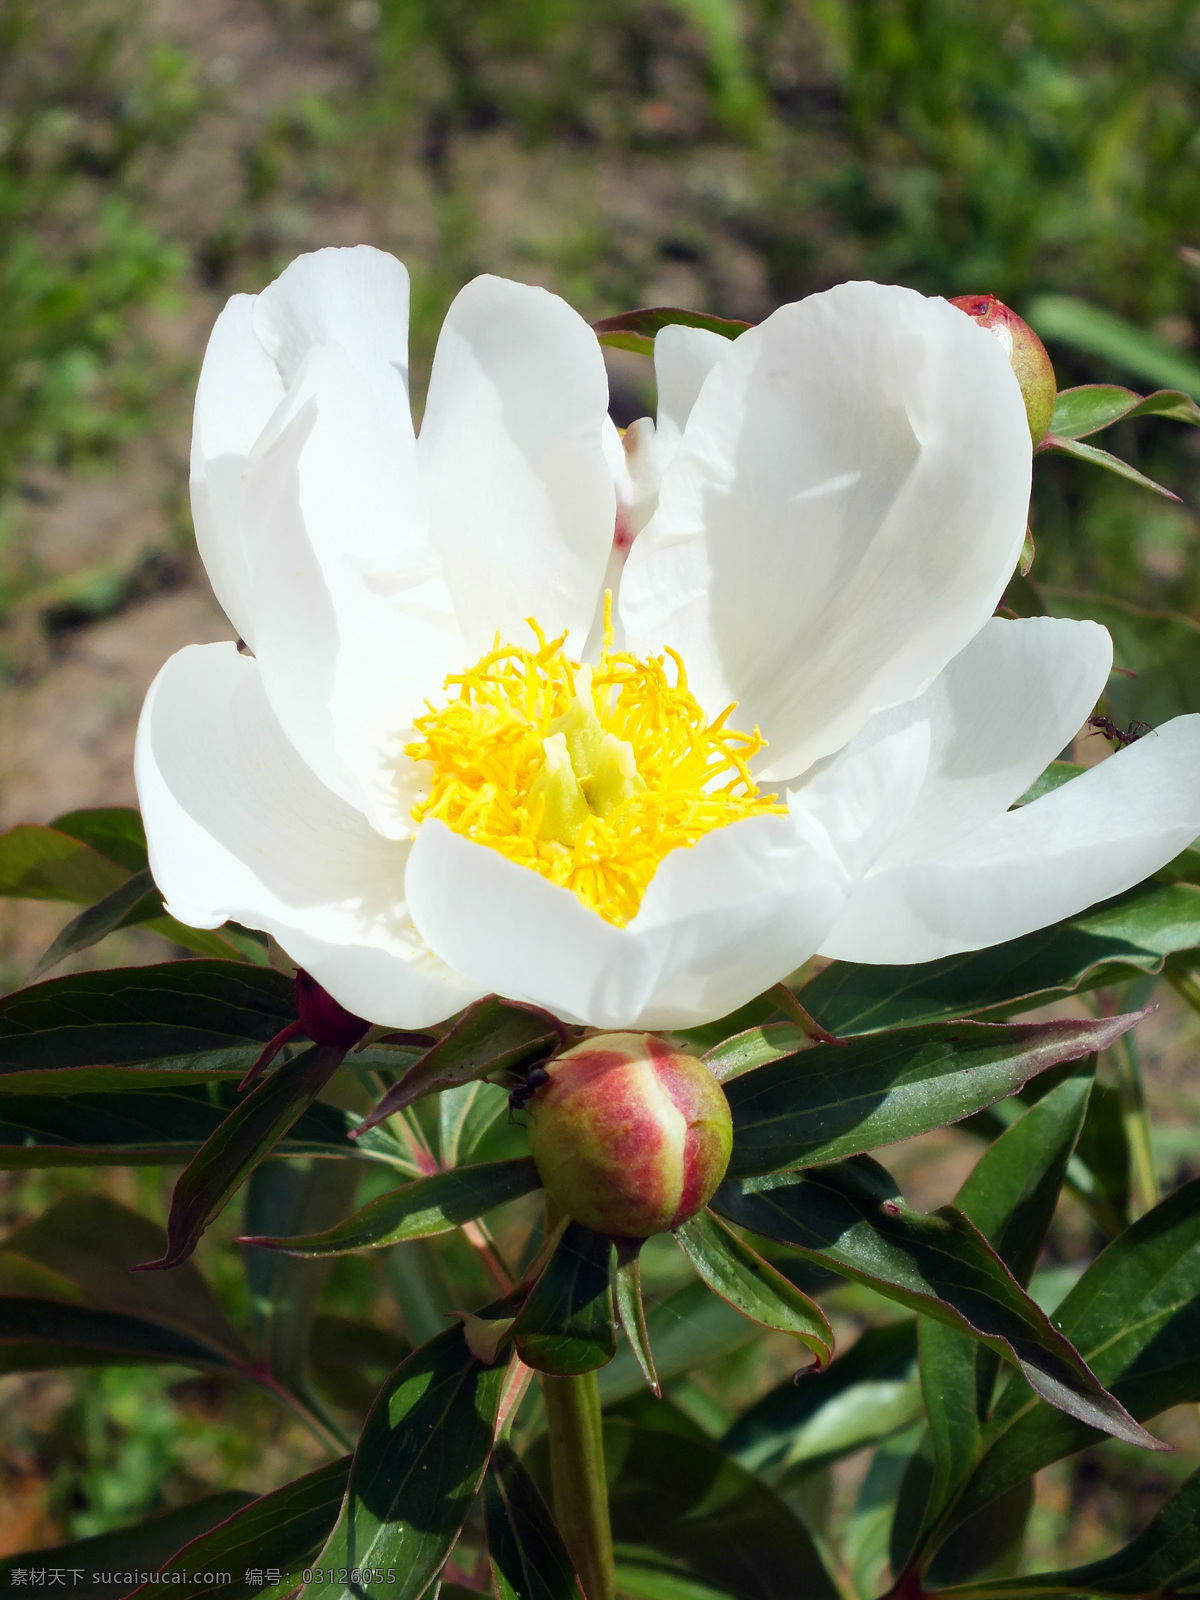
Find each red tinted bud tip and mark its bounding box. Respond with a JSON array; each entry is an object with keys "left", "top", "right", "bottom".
[
  {"left": 294, "top": 970, "right": 370, "bottom": 1049},
  {"left": 950, "top": 294, "right": 1057, "bottom": 445},
  {"left": 526, "top": 1033, "right": 733, "bottom": 1238}
]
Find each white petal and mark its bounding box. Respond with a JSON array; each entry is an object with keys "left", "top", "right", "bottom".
[
  {"left": 418, "top": 275, "right": 616, "bottom": 656},
  {"left": 865, "top": 616, "right": 1113, "bottom": 867},
  {"left": 190, "top": 294, "right": 286, "bottom": 646},
  {"left": 619, "top": 282, "right": 1031, "bottom": 779},
  {"left": 655, "top": 323, "right": 732, "bottom": 440},
  {"left": 243, "top": 343, "right": 462, "bottom": 832},
  {"left": 403, "top": 718, "right": 928, "bottom": 1029},
  {"left": 135, "top": 643, "right": 479, "bottom": 1028},
  {"left": 252, "top": 245, "right": 413, "bottom": 437},
  {"left": 820, "top": 714, "right": 1200, "bottom": 962}
]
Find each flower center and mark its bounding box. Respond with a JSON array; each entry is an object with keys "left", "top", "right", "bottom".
[{"left": 405, "top": 604, "right": 784, "bottom": 927}]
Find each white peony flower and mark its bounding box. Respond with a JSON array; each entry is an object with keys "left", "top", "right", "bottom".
[{"left": 135, "top": 246, "right": 1200, "bottom": 1030}]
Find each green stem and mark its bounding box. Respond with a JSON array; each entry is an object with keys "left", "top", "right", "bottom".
[
  {"left": 1110, "top": 1026, "right": 1160, "bottom": 1216},
  {"left": 540, "top": 1368, "right": 616, "bottom": 1600}
]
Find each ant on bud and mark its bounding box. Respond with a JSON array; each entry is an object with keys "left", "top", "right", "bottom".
[
  {"left": 506, "top": 1061, "right": 551, "bottom": 1121},
  {"left": 1088, "top": 714, "right": 1151, "bottom": 748}
]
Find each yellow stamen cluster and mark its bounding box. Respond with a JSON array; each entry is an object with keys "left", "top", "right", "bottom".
[{"left": 405, "top": 607, "right": 784, "bottom": 927}]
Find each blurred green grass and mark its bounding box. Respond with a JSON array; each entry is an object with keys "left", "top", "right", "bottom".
[{"left": 6, "top": 0, "right": 1200, "bottom": 1576}]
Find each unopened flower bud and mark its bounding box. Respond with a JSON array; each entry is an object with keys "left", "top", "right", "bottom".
[
  {"left": 294, "top": 969, "right": 370, "bottom": 1048},
  {"left": 950, "top": 294, "right": 1057, "bottom": 444},
  {"left": 526, "top": 1033, "right": 733, "bottom": 1238}
]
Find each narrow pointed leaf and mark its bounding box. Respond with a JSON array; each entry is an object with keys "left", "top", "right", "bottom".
[
  {"left": 0, "top": 1492, "right": 255, "bottom": 1599},
  {"left": 1049, "top": 382, "right": 1200, "bottom": 439},
  {"left": 28, "top": 866, "right": 162, "bottom": 978},
  {"left": 137, "top": 1044, "right": 347, "bottom": 1271},
  {"left": 1037, "top": 432, "right": 1181, "bottom": 499},
  {"left": 355, "top": 996, "right": 563, "bottom": 1131},
  {"left": 485, "top": 1440, "right": 585, "bottom": 1600},
  {"left": 310, "top": 1325, "right": 506, "bottom": 1598},
  {"left": 599, "top": 1279, "right": 762, "bottom": 1406},
  {"left": 799, "top": 880, "right": 1200, "bottom": 1035},
  {"left": 0, "top": 1081, "right": 408, "bottom": 1168},
  {"left": 592, "top": 306, "right": 751, "bottom": 357},
  {"left": 724, "top": 1014, "right": 1135, "bottom": 1176},
  {"left": 702, "top": 1023, "right": 809, "bottom": 1083},
  {"left": 124, "top": 1456, "right": 352, "bottom": 1599},
  {"left": 0, "top": 961, "right": 298, "bottom": 1086},
  {"left": 512, "top": 1221, "right": 615, "bottom": 1375},
  {"left": 713, "top": 1158, "right": 1157, "bottom": 1448},
  {"left": 674, "top": 1209, "right": 832, "bottom": 1365},
  {"left": 943, "top": 1175, "right": 1200, "bottom": 1535},
  {"left": 614, "top": 1248, "right": 659, "bottom": 1397},
  {"left": 242, "top": 1158, "right": 542, "bottom": 1255},
  {"left": 723, "top": 1320, "right": 919, "bottom": 1478}
]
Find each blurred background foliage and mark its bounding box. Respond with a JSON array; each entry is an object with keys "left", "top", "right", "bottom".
[{"left": 6, "top": 0, "right": 1200, "bottom": 1583}]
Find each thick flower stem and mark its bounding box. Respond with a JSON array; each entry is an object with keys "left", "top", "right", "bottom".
[{"left": 540, "top": 1368, "right": 616, "bottom": 1600}]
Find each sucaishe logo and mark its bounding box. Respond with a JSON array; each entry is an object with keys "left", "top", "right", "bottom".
[{"left": 5, "top": 1571, "right": 238, "bottom": 1589}]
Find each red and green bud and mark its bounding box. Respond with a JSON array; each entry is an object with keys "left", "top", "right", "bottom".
[
  {"left": 950, "top": 293, "right": 1057, "bottom": 444},
  {"left": 526, "top": 1033, "right": 733, "bottom": 1238}
]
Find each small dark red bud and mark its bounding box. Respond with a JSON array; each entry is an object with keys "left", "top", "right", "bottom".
[
  {"left": 949, "top": 293, "right": 1057, "bottom": 444},
  {"left": 294, "top": 970, "right": 370, "bottom": 1048}
]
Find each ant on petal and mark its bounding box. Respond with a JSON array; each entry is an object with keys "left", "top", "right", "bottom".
[{"left": 1088, "top": 713, "right": 1151, "bottom": 748}]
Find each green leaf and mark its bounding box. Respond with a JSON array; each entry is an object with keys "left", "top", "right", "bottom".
[
  {"left": 241, "top": 1158, "right": 542, "bottom": 1255},
  {"left": 712, "top": 1158, "right": 1156, "bottom": 1447},
  {"left": 1071, "top": 1081, "right": 1131, "bottom": 1234},
  {"left": 512, "top": 1220, "right": 616, "bottom": 1375},
  {"left": 598, "top": 1280, "right": 763, "bottom": 1407},
  {"left": 0, "top": 1080, "right": 405, "bottom": 1168},
  {"left": 941, "top": 1176, "right": 1200, "bottom": 1538},
  {"left": 1040, "top": 588, "right": 1200, "bottom": 727},
  {"left": 0, "top": 961, "right": 298, "bottom": 1088},
  {"left": 310, "top": 1324, "right": 506, "bottom": 1598},
  {"left": 485, "top": 1440, "right": 584, "bottom": 1600},
  {"left": 0, "top": 1195, "right": 254, "bottom": 1376},
  {"left": 1026, "top": 294, "right": 1200, "bottom": 397},
  {"left": 938, "top": 1462, "right": 1200, "bottom": 1598},
  {"left": 722, "top": 1320, "right": 919, "bottom": 1480},
  {"left": 1048, "top": 382, "right": 1200, "bottom": 440},
  {"left": 0, "top": 821, "right": 130, "bottom": 901},
  {"left": 138, "top": 1044, "right": 347, "bottom": 1271},
  {"left": 242, "top": 1158, "right": 362, "bottom": 1404},
  {"left": 604, "top": 1416, "right": 841, "bottom": 1600},
  {"left": 0, "top": 1194, "right": 248, "bottom": 1351},
  {"left": 122, "top": 1456, "right": 353, "bottom": 1599},
  {"left": 28, "top": 866, "right": 163, "bottom": 979},
  {"left": 592, "top": 306, "right": 751, "bottom": 358},
  {"left": 52, "top": 804, "right": 149, "bottom": 872},
  {"left": 1037, "top": 431, "right": 1182, "bottom": 498},
  {"left": 905, "top": 1075, "right": 1092, "bottom": 1579},
  {"left": 724, "top": 1014, "right": 1133, "bottom": 1176},
  {"left": 1014, "top": 759, "right": 1084, "bottom": 806},
  {"left": 800, "top": 880, "right": 1200, "bottom": 1036},
  {"left": 701, "top": 1023, "right": 809, "bottom": 1083},
  {"left": 356, "top": 996, "right": 563, "bottom": 1130},
  {"left": 674, "top": 1209, "right": 833, "bottom": 1365},
  {"left": 0, "top": 1491, "right": 255, "bottom": 1599},
  {"left": 614, "top": 1248, "right": 659, "bottom": 1397}
]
